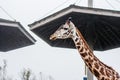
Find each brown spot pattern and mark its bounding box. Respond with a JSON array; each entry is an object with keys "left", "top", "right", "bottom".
[
  {"left": 76, "top": 42, "right": 80, "bottom": 45},
  {"left": 81, "top": 52, "right": 87, "bottom": 57},
  {"left": 80, "top": 47, "right": 84, "bottom": 52},
  {"left": 76, "top": 46, "right": 80, "bottom": 49},
  {"left": 88, "top": 63, "right": 92, "bottom": 68},
  {"left": 75, "top": 38, "right": 78, "bottom": 42},
  {"left": 100, "top": 67, "right": 105, "bottom": 75},
  {"left": 88, "top": 52, "right": 93, "bottom": 57},
  {"left": 106, "top": 69, "right": 112, "bottom": 77},
  {"left": 85, "top": 59, "right": 89, "bottom": 63},
  {"left": 89, "top": 57, "right": 93, "bottom": 63},
  {"left": 94, "top": 62, "right": 99, "bottom": 69},
  {"left": 93, "top": 69, "right": 100, "bottom": 78},
  {"left": 101, "top": 77, "right": 105, "bottom": 80}
]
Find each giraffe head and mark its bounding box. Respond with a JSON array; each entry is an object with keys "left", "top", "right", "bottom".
[{"left": 50, "top": 17, "right": 76, "bottom": 40}]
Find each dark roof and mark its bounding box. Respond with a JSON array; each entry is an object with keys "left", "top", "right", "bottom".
[
  {"left": 29, "top": 5, "right": 120, "bottom": 51},
  {"left": 0, "top": 18, "right": 36, "bottom": 52}
]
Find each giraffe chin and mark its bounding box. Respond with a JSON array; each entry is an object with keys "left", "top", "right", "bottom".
[{"left": 50, "top": 35, "right": 57, "bottom": 40}]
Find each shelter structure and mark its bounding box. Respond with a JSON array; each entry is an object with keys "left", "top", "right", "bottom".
[
  {"left": 29, "top": 5, "right": 120, "bottom": 80},
  {"left": 29, "top": 5, "right": 120, "bottom": 51},
  {"left": 0, "top": 18, "right": 36, "bottom": 52}
]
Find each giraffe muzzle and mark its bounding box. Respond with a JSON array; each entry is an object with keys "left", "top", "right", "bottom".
[{"left": 50, "top": 34, "right": 57, "bottom": 40}]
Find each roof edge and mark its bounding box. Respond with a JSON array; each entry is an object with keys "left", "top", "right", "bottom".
[
  {"left": 18, "top": 22, "right": 36, "bottom": 43},
  {"left": 29, "top": 5, "right": 120, "bottom": 30},
  {"left": 0, "top": 18, "right": 36, "bottom": 43}
]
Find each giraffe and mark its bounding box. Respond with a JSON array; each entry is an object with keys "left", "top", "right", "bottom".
[{"left": 49, "top": 18, "right": 120, "bottom": 80}]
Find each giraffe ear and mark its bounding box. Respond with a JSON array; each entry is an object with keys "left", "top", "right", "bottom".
[
  {"left": 68, "top": 17, "right": 72, "bottom": 21},
  {"left": 66, "top": 17, "right": 72, "bottom": 25}
]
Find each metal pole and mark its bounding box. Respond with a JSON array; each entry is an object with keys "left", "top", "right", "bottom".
[
  {"left": 88, "top": 0, "right": 93, "bottom": 8},
  {"left": 87, "top": 41, "right": 94, "bottom": 80},
  {"left": 87, "top": 68, "right": 93, "bottom": 80},
  {"left": 40, "top": 72, "right": 43, "bottom": 80}
]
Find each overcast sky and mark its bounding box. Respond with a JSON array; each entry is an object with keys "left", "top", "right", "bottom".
[{"left": 0, "top": 0, "right": 120, "bottom": 80}]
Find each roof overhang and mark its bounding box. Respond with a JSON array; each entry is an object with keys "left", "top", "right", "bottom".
[
  {"left": 29, "top": 5, "right": 120, "bottom": 51},
  {"left": 0, "top": 18, "right": 36, "bottom": 52}
]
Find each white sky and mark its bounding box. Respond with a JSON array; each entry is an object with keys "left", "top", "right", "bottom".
[{"left": 0, "top": 0, "right": 120, "bottom": 80}]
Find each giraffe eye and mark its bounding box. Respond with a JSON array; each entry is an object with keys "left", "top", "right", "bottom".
[{"left": 63, "top": 28, "right": 68, "bottom": 30}]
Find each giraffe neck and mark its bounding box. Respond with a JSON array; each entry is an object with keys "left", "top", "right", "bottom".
[{"left": 72, "top": 28, "right": 120, "bottom": 80}]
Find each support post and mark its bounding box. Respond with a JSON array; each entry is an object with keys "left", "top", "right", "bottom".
[
  {"left": 88, "top": 0, "right": 93, "bottom": 8},
  {"left": 87, "top": 68, "right": 93, "bottom": 80},
  {"left": 87, "top": 41, "right": 94, "bottom": 80},
  {"left": 87, "top": 2, "right": 94, "bottom": 79}
]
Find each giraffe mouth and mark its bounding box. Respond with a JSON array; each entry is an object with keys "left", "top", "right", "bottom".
[{"left": 50, "top": 34, "right": 57, "bottom": 40}]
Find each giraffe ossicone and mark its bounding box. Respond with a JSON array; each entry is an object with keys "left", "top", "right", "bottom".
[{"left": 50, "top": 18, "right": 120, "bottom": 80}]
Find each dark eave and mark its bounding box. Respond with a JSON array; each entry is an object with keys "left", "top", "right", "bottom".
[{"left": 0, "top": 18, "right": 36, "bottom": 52}]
